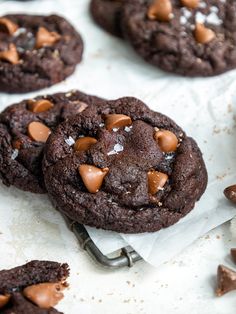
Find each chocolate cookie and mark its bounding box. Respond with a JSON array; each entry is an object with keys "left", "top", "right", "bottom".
[
  {"left": 43, "top": 97, "right": 208, "bottom": 234},
  {"left": 0, "top": 90, "right": 105, "bottom": 194},
  {"left": 0, "top": 260, "right": 69, "bottom": 313},
  {"left": 90, "top": 0, "right": 124, "bottom": 37},
  {"left": 122, "top": 0, "right": 236, "bottom": 76},
  {"left": 0, "top": 14, "right": 83, "bottom": 93}
]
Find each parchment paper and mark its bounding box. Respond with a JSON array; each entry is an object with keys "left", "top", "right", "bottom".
[{"left": 0, "top": 0, "right": 236, "bottom": 267}]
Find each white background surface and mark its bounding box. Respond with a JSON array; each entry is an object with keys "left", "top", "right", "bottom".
[{"left": 1, "top": 0, "right": 236, "bottom": 313}]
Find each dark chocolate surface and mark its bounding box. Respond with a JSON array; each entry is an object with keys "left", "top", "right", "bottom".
[
  {"left": 122, "top": 0, "right": 236, "bottom": 76},
  {"left": 43, "top": 97, "right": 208, "bottom": 233},
  {"left": 90, "top": 0, "right": 124, "bottom": 37},
  {"left": 0, "top": 14, "right": 83, "bottom": 93},
  {"left": 0, "top": 90, "right": 105, "bottom": 193}
]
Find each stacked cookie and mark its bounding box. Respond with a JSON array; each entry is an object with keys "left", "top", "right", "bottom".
[
  {"left": 90, "top": 0, "right": 236, "bottom": 76},
  {"left": 0, "top": 90, "right": 208, "bottom": 234},
  {"left": 0, "top": 10, "right": 208, "bottom": 236},
  {"left": 0, "top": 12, "right": 207, "bottom": 234},
  {"left": 43, "top": 97, "right": 207, "bottom": 233},
  {"left": 0, "top": 90, "right": 104, "bottom": 193}
]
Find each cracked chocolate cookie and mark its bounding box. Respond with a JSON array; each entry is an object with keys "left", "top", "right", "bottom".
[
  {"left": 0, "top": 14, "right": 83, "bottom": 93},
  {"left": 0, "top": 90, "right": 105, "bottom": 194},
  {"left": 90, "top": 0, "right": 124, "bottom": 37},
  {"left": 122, "top": 0, "right": 236, "bottom": 76},
  {"left": 43, "top": 97, "right": 208, "bottom": 233},
  {"left": 0, "top": 260, "right": 69, "bottom": 313}
]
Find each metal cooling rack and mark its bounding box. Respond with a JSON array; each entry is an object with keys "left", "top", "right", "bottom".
[{"left": 63, "top": 215, "right": 142, "bottom": 268}]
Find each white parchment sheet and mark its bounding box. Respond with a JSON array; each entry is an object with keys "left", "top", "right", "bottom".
[{"left": 0, "top": 0, "right": 236, "bottom": 267}]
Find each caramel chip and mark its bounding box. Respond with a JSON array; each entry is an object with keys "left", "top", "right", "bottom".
[
  {"left": 216, "top": 265, "right": 236, "bottom": 296},
  {"left": 35, "top": 27, "right": 61, "bottom": 49},
  {"left": 0, "top": 44, "right": 19, "bottom": 64},
  {"left": 194, "top": 23, "right": 215, "bottom": 44},
  {"left": 23, "top": 282, "right": 64, "bottom": 309},
  {"left": 79, "top": 164, "right": 109, "bottom": 193},
  {"left": 154, "top": 129, "right": 178, "bottom": 152},
  {"left": 74, "top": 137, "right": 97, "bottom": 152},
  {"left": 148, "top": 170, "right": 168, "bottom": 195},
  {"left": 224, "top": 185, "right": 236, "bottom": 204},
  {"left": 0, "top": 294, "right": 10, "bottom": 309},
  {"left": 28, "top": 99, "right": 54, "bottom": 113},
  {"left": 0, "top": 17, "right": 18, "bottom": 35},
  {"left": 180, "top": 0, "right": 199, "bottom": 9},
  {"left": 105, "top": 114, "right": 132, "bottom": 131},
  {"left": 147, "top": 0, "right": 172, "bottom": 22},
  {"left": 28, "top": 121, "right": 51, "bottom": 142}
]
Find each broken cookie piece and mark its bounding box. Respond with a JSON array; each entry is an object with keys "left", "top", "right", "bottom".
[{"left": 0, "top": 260, "right": 69, "bottom": 313}]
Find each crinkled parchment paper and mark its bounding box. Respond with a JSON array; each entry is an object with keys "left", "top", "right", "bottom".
[{"left": 0, "top": 0, "right": 236, "bottom": 267}]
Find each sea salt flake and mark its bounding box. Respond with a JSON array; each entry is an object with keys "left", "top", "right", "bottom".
[
  {"left": 206, "top": 12, "right": 222, "bottom": 25},
  {"left": 180, "top": 16, "right": 188, "bottom": 25},
  {"left": 182, "top": 8, "right": 192, "bottom": 19},
  {"left": 165, "top": 153, "right": 175, "bottom": 161},
  {"left": 11, "top": 149, "right": 19, "bottom": 160},
  {"left": 199, "top": 1, "right": 207, "bottom": 8},
  {"left": 114, "top": 143, "right": 123, "bottom": 152},
  {"left": 108, "top": 150, "right": 116, "bottom": 156},
  {"left": 112, "top": 128, "right": 119, "bottom": 132},
  {"left": 13, "top": 27, "right": 26, "bottom": 37},
  {"left": 108, "top": 143, "right": 124, "bottom": 156},
  {"left": 124, "top": 126, "right": 132, "bottom": 132},
  {"left": 210, "top": 6, "right": 219, "bottom": 13},
  {"left": 65, "top": 136, "right": 75, "bottom": 146},
  {"left": 196, "top": 12, "right": 206, "bottom": 24}
]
